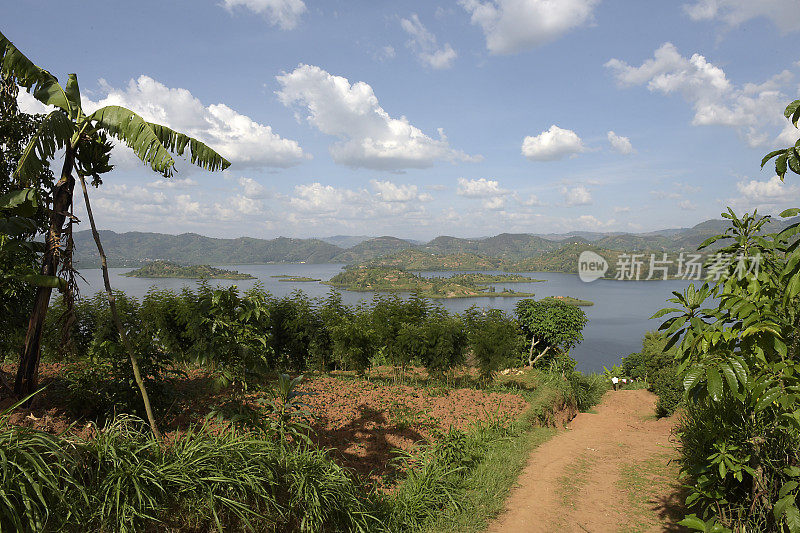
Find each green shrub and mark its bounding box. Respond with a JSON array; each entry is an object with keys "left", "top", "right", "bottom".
[
  {"left": 678, "top": 396, "right": 799, "bottom": 532},
  {"left": 463, "top": 307, "right": 522, "bottom": 381},
  {"left": 652, "top": 366, "right": 682, "bottom": 417},
  {"left": 567, "top": 371, "right": 608, "bottom": 411},
  {"left": 622, "top": 331, "right": 681, "bottom": 417}
]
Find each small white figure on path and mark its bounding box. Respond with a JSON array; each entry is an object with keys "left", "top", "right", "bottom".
[{"left": 611, "top": 376, "right": 619, "bottom": 391}]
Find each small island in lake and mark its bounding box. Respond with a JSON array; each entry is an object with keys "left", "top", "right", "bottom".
[
  {"left": 270, "top": 275, "right": 321, "bottom": 282},
  {"left": 541, "top": 295, "right": 594, "bottom": 306},
  {"left": 123, "top": 261, "right": 255, "bottom": 280},
  {"left": 324, "top": 267, "right": 537, "bottom": 299},
  {"left": 447, "top": 273, "right": 545, "bottom": 284}
]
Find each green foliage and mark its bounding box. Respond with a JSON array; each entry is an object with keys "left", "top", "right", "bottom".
[
  {"left": 417, "top": 309, "right": 469, "bottom": 376},
  {"left": 654, "top": 107, "right": 800, "bottom": 531},
  {"left": 463, "top": 307, "right": 522, "bottom": 381},
  {"left": 0, "top": 78, "right": 56, "bottom": 360},
  {"left": 329, "top": 303, "right": 378, "bottom": 373},
  {"left": 514, "top": 299, "right": 587, "bottom": 367},
  {"left": 0, "top": 396, "right": 84, "bottom": 532},
  {"left": 326, "top": 267, "right": 535, "bottom": 299},
  {"left": 566, "top": 372, "right": 608, "bottom": 411},
  {"left": 42, "top": 292, "right": 176, "bottom": 420},
  {"left": 0, "top": 411, "right": 378, "bottom": 532},
  {"left": 261, "top": 373, "right": 314, "bottom": 445},
  {"left": 190, "top": 283, "right": 273, "bottom": 390},
  {"left": 621, "top": 331, "right": 682, "bottom": 416},
  {"left": 387, "top": 423, "right": 505, "bottom": 531},
  {"left": 123, "top": 260, "right": 254, "bottom": 279}
]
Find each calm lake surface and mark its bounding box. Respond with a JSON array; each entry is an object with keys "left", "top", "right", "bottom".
[{"left": 75, "top": 264, "right": 689, "bottom": 373}]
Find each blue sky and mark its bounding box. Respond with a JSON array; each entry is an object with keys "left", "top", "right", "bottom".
[{"left": 5, "top": 0, "right": 800, "bottom": 239}]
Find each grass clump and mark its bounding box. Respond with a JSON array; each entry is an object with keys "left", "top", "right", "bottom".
[{"left": 0, "top": 406, "right": 378, "bottom": 532}]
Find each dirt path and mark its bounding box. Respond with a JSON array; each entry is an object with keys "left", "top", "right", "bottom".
[{"left": 486, "top": 389, "right": 686, "bottom": 533}]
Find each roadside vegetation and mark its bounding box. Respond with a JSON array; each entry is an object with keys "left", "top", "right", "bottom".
[
  {"left": 651, "top": 100, "right": 800, "bottom": 532},
  {"left": 621, "top": 331, "right": 683, "bottom": 417}
]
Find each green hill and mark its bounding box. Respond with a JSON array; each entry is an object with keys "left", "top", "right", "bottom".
[
  {"left": 72, "top": 230, "right": 344, "bottom": 268},
  {"left": 330, "top": 236, "right": 416, "bottom": 264},
  {"left": 360, "top": 249, "right": 503, "bottom": 271},
  {"left": 421, "top": 233, "right": 561, "bottom": 260},
  {"left": 69, "top": 217, "right": 799, "bottom": 270}
]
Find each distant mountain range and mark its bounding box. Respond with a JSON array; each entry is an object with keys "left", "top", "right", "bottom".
[{"left": 72, "top": 216, "right": 798, "bottom": 268}]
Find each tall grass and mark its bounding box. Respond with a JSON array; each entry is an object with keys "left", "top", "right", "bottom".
[
  {"left": 0, "top": 411, "right": 378, "bottom": 532},
  {"left": 0, "top": 399, "right": 84, "bottom": 532}
]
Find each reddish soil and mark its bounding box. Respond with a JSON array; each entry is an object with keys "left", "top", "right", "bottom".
[
  {"left": 486, "top": 389, "right": 686, "bottom": 533},
  {"left": 1, "top": 363, "right": 528, "bottom": 486},
  {"left": 302, "top": 375, "right": 528, "bottom": 482}
]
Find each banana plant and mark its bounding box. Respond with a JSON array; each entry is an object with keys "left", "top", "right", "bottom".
[{"left": 1, "top": 31, "right": 230, "bottom": 436}]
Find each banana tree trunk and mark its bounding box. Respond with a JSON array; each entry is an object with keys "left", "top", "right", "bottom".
[
  {"left": 14, "top": 148, "right": 75, "bottom": 399},
  {"left": 77, "top": 174, "right": 162, "bottom": 439}
]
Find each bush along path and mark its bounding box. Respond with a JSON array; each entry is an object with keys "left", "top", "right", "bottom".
[{"left": 486, "top": 389, "right": 686, "bottom": 533}]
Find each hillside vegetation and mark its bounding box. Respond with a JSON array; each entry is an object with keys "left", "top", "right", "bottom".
[
  {"left": 69, "top": 218, "right": 798, "bottom": 269},
  {"left": 123, "top": 261, "right": 255, "bottom": 279},
  {"left": 324, "top": 268, "right": 537, "bottom": 298}
]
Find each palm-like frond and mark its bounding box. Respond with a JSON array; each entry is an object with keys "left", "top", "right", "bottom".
[
  {"left": 14, "top": 110, "right": 75, "bottom": 184},
  {"left": 148, "top": 123, "right": 230, "bottom": 172},
  {"left": 89, "top": 106, "right": 231, "bottom": 177},
  {"left": 0, "top": 29, "right": 70, "bottom": 112}
]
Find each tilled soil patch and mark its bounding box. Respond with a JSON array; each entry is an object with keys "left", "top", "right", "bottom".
[
  {"left": 302, "top": 376, "right": 529, "bottom": 482},
  {"left": 1, "top": 364, "right": 529, "bottom": 486}
]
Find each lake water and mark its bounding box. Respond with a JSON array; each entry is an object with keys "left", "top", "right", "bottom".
[{"left": 75, "top": 264, "right": 689, "bottom": 373}]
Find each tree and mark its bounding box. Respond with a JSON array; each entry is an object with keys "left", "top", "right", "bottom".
[
  {"left": 463, "top": 306, "right": 521, "bottom": 381},
  {"left": 0, "top": 31, "right": 230, "bottom": 436},
  {"left": 514, "top": 299, "right": 587, "bottom": 367}
]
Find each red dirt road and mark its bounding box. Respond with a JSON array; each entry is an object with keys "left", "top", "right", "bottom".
[{"left": 486, "top": 389, "right": 686, "bottom": 533}]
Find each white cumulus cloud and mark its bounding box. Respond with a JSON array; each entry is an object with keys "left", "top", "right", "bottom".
[
  {"left": 683, "top": 0, "right": 800, "bottom": 32},
  {"left": 607, "top": 131, "right": 635, "bottom": 154},
  {"left": 221, "top": 0, "right": 307, "bottom": 29},
  {"left": 606, "top": 43, "right": 797, "bottom": 148},
  {"left": 401, "top": 13, "right": 457, "bottom": 69},
  {"left": 85, "top": 75, "right": 306, "bottom": 169},
  {"left": 522, "top": 125, "right": 586, "bottom": 161},
  {"left": 276, "top": 64, "right": 479, "bottom": 170},
  {"left": 457, "top": 177, "right": 508, "bottom": 209},
  {"left": 459, "top": 0, "right": 599, "bottom": 55},
  {"left": 147, "top": 177, "right": 198, "bottom": 189},
  {"left": 736, "top": 175, "right": 798, "bottom": 203},
  {"left": 456, "top": 177, "right": 508, "bottom": 197},
  {"left": 562, "top": 185, "right": 592, "bottom": 206},
  {"left": 370, "top": 179, "right": 432, "bottom": 202},
  {"left": 238, "top": 177, "right": 268, "bottom": 199}
]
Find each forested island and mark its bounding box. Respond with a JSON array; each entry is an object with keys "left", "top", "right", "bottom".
[
  {"left": 271, "top": 275, "right": 321, "bottom": 282},
  {"left": 324, "top": 267, "right": 537, "bottom": 298},
  {"left": 123, "top": 261, "right": 255, "bottom": 279}
]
